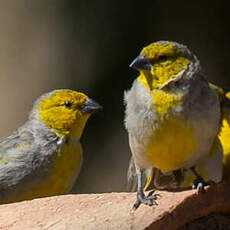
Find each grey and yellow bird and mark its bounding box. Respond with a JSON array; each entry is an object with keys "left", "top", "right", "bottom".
[
  {"left": 127, "top": 84, "right": 230, "bottom": 192},
  {"left": 124, "top": 41, "right": 223, "bottom": 209},
  {"left": 0, "top": 89, "right": 101, "bottom": 204}
]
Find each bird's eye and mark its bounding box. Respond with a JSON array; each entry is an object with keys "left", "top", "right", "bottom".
[
  {"left": 158, "top": 54, "right": 167, "bottom": 62},
  {"left": 64, "top": 101, "right": 73, "bottom": 108}
]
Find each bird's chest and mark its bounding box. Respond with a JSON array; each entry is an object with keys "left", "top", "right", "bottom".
[
  {"left": 30, "top": 137, "right": 82, "bottom": 196},
  {"left": 126, "top": 80, "right": 220, "bottom": 171},
  {"left": 48, "top": 137, "right": 82, "bottom": 194},
  {"left": 139, "top": 89, "right": 219, "bottom": 172},
  {"left": 146, "top": 91, "right": 195, "bottom": 170},
  {"left": 145, "top": 116, "right": 196, "bottom": 171}
]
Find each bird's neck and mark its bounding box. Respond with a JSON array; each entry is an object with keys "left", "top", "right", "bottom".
[{"left": 67, "top": 114, "right": 91, "bottom": 140}]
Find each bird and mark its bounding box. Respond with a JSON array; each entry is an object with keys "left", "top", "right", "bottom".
[
  {"left": 127, "top": 84, "right": 230, "bottom": 192},
  {"left": 124, "top": 41, "right": 222, "bottom": 209},
  {"left": 0, "top": 89, "right": 102, "bottom": 204},
  {"left": 220, "top": 116, "right": 230, "bottom": 181}
]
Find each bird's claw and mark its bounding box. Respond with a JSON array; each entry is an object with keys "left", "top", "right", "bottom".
[
  {"left": 192, "top": 179, "right": 214, "bottom": 193},
  {"left": 133, "top": 191, "right": 159, "bottom": 210}
]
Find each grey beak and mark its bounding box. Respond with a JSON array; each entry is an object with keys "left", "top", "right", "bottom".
[
  {"left": 129, "top": 54, "right": 152, "bottom": 71},
  {"left": 81, "top": 98, "right": 102, "bottom": 114}
]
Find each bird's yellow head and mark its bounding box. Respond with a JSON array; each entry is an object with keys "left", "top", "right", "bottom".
[
  {"left": 130, "top": 41, "right": 196, "bottom": 90},
  {"left": 32, "top": 89, "right": 102, "bottom": 138}
]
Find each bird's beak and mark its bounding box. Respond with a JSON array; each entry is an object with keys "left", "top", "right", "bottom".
[
  {"left": 129, "top": 55, "right": 152, "bottom": 71},
  {"left": 81, "top": 98, "right": 102, "bottom": 114}
]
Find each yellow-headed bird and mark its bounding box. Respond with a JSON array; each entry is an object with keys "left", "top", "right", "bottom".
[
  {"left": 124, "top": 41, "right": 222, "bottom": 209},
  {"left": 0, "top": 89, "right": 102, "bottom": 204}
]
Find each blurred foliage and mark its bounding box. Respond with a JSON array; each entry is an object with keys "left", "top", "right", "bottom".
[{"left": 0, "top": 0, "right": 229, "bottom": 193}]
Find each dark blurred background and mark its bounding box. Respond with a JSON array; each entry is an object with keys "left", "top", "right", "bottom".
[{"left": 0, "top": 0, "right": 229, "bottom": 193}]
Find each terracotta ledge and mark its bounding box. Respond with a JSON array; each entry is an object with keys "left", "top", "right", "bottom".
[{"left": 0, "top": 183, "right": 229, "bottom": 230}]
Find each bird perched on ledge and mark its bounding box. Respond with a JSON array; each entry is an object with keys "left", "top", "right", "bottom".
[
  {"left": 136, "top": 86, "right": 230, "bottom": 192},
  {"left": 0, "top": 89, "right": 102, "bottom": 204},
  {"left": 124, "top": 41, "right": 223, "bottom": 209}
]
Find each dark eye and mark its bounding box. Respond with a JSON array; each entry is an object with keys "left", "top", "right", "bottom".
[
  {"left": 158, "top": 54, "right": 167, "bottom": 62},
  {"left": 64, "top": 101, "right": 73, "bottom": 108}
]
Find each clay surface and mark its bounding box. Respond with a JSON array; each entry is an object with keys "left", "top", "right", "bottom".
[{"left": 0, "top": 183, "right": 229, "bottom": 230}]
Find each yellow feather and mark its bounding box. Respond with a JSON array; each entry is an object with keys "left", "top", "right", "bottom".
[
  {"left": 219, "top": 119, "right": 230, "bottom": 181},
  {"left": 146, "top": 118, "right": 196, "bottom": 171}
]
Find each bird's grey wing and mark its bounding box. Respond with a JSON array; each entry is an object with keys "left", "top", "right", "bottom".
[
  {"left": 0, "top": 128, "right": 58, "bottom": 203},
  {"left": 208, "top": 82, "right": 230, "bottom": 122}
]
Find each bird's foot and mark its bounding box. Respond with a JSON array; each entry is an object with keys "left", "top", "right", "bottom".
[
  {"left": 133, "top": 191, "right": 159, "bottom": 210},
  {"left": 192, "top": 179, "right": 215, "bottom": 193}
]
